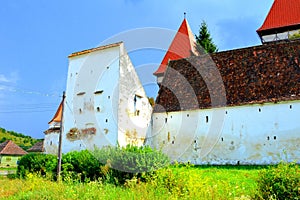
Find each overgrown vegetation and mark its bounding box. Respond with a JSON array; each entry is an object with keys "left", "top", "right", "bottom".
[
  {"left": 0, "top": 127, "right": 41, "bottom": 150},
  {"left": 12, "top": 148, "right": 300, "bottom": 199},
  {"left": 2, "top": 164, "right": 261, "bottom": 199},
  {"left": 256, "top": 162, "right": 300, "bottom": 200},
  {"left": 17, "top": 145, "right": 169, "bottom": 184}
]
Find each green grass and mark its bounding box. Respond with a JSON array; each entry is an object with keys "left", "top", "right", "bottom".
[{"left": 0, "top": 165, "right": 263, "bottom": 200}]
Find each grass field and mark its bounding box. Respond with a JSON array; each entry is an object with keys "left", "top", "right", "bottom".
[{"left": 0, "top": 165, "right": 263, "bottom": 200}]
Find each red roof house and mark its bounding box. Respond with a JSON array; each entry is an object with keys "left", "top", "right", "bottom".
[
  {"left": 257, "top": 0, "right": 300, "bottom": 42},
  {"left": 0, "top": 140, "right": 27, "bottom": 156},
  {"left": 0, "top": 140, "right": 27, "bottom": 167},
  {"left": 154, "top": 17, "right": 198, "bottom": 84}
]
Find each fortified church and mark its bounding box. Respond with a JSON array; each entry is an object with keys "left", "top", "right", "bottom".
[{"left": 44, "top": 0, "right": 300, "bottom": 164}]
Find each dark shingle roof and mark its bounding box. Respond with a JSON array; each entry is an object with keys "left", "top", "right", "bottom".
[
  {"left": 154, "top": 40, "right": 300, "bottom": 112},
  {"left": 27, "top": 141, "right": 44, "bottom": 152},
  {"left": 0, "top": 140, "right": 28, "bottom": 156}
]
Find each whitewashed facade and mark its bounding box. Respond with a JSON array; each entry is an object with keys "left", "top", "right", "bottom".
[
  {"left": 149, "top": 101, "right": 300, "bottom": 165},
  {"left": 44, "top": 124, "right": 60, "bottom": 154},
  {"left": 60, "top": 42, "right": 152, "bottom": 153}
]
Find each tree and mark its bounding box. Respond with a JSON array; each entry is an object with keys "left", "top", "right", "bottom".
[
  {"left": 289, "top": 30, "right": 300, "bottom": 40},
  {"left": 195, "top": 21, "right": 218, "bottom": 54}
]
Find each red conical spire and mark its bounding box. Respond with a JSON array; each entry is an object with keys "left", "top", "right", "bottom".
[{"left": 154, "top": 17, "right": 198, "bottom": 76}]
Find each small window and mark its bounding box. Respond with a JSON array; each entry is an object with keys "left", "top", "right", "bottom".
[
  {"left": 187, "top": 114, "right": 189, "bottom": 117},
  {"left": 105, "top": 119, "right": 108, "bottom": 123},
  {"left": 172, "top": 141, "right": 175, "bottom": 144},
  {"left": 221, "top": 137, "right": 224, "bottom": 141},
  {"left": 290, "top": 105, "right": 292, "bottom": 109},
  {"left": 206, "top": 116, "right": 209, "bottom": 123},
  {"left": 107, "top": 66, "right": 109, "bottom": 69},
  {"left": 225, "top": 111, "right": 228, "bottom": 114},
  {"left": 165, "top": 118, "right": 167, "bottom": 123},
  {"left": 77, "top": 92, "right": 85, "bottom": 96},
  {"left": 94, "top": 90, "right": 103, "bottom": 94},
  {"left": 50, "top": 141, "right": 53, "bottom": 145},
  {"left": 79, "top": 108, "right": 82, "bottom": 114},
  {"left": 97, "top": 107, "right": 100, "bottom": 112},
  {"left": 259, "top": 108, "right": 261, "bottom": 112},
  {"left": 274, "top": 136, "right": 277, "bottom": 140},
  {"left": 6, "top": 157, "right": 11, "bottom": 161},
  {"left": 108, "top": 96, "right": 110, "bottom": 99},
  {"left": 267, "top": 136, "right": 270, "bottom": 140}
]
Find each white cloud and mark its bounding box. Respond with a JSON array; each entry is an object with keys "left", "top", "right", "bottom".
[
  {"left": 0, "top": 72, "right": 19, "bottom": 83},
  {"left": 0, "top": 74, "right": 9, "bottom": 82}
]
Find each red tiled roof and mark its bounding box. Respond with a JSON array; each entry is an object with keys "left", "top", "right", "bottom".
[
  {"left": 153, "top": 18, "right": 198, "bottom": 75},
  {"left": 257, "top": 0, "right": 300, "bottom": 33},
  {"left": 48, "top": 101, "right": 63, "bottom": 124},
  {"left": 0, "top": 140, "right": 28, "bottom": 156}
]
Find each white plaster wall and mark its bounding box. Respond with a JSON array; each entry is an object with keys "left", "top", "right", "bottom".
[
  {"left": 150, "top": 101, "right": 300, "bottom": 165},
  {"left": 118, "top": 44, "right": 152, "bottom": 146},
  {"left": 44, "top": 133, "right": 59, "bottom": 155},
  {"left": 62, "top": 45, "right": 120, "bottom": 153}
]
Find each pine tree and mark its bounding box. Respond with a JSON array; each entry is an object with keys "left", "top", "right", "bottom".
[{"left": 195, "top": 21, "right": 218, "bottom": 54}]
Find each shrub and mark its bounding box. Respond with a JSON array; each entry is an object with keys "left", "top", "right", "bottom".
[
  {"left": 93, "top": 145, "right": 170, "bottom": 184},
  {"left": 17, "top": 153, "right": 57, "bottom": 178},
  {"left": 256, "top": 162, "right": 300, "bottom": 200},
  {"left": 61, "top": 150, "right": 102, "bottom": 181},
  {"left": 145, "top": 164, "right": 190, "bottom": 196}
]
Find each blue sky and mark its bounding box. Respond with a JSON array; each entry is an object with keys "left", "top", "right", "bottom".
[{"left": 0, "top": 0, "right": 273, "bottom": 138}]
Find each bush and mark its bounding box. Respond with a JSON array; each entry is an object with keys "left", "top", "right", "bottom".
[
  {"left": 61, "top": 150, "right": 102, "bottom": 181},
  {"left": 93, "top": 145, "right": 170, "bottom": 184},
  {"left": 17, "top": 153, "right": 57, "bottom": 178},
  {"left": 256, "top": 162, "right": 300, "bottom": 200},
  {"left": 145, "top": 164, "right": 190, "bottom": 196},
  {"left": 17, "top": 146, "right": 170, "bottom": 185}
]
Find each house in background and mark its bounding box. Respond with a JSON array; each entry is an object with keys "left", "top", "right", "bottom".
[
  {"left": 257, "top": 0, "right": 300, "bottom": 43},
  {"left": 0, "top": 140, "right": 27, "bottom": 167},
  {"left": 59, "top": 42, "right": 152, "bottom": 153},
  {"left": 27, "top": 141, "right": 45, "bottom": 153},
  {"left": 44, "top": 102, "right": 62, "bottom": 154},
  {"left": 153, "top": 17, "right": 199, "bottom": 85}
]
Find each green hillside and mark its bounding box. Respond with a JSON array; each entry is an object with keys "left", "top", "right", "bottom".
[{"left": 0, "top": 127, "right": 41, "bottom": 151}]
